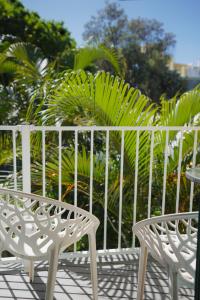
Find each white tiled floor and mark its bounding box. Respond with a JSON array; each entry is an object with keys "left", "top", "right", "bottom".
[{"left": 0, "top": 253, "right": 194, "bottom": 299}]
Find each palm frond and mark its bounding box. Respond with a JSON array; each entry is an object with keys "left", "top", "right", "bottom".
[
  {"left": 1, "top": 42, "right": 49, "bottom": 82},
  {"left": 31, "top": 146, "right": 106, "bottom": 197},
  {"left": 73, "top": 45, "right": 121, "bottom": 75},
  {"left": 41, "top": 71, "right": 156, "bottom": 174}
]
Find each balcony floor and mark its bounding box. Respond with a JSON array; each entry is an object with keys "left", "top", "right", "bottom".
[{"left": 0, "top": 253, "right": 194, "bottom": 300}]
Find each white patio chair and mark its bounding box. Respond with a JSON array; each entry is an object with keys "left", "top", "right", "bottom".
[
  {"left": 133, "top": 212, "right": 198, "bottom": 300},
  {"left": 0, "top": 188, "right": 100, "bottom": 300}
]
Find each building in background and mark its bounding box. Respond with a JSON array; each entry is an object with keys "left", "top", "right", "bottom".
[
  {"left": 187, "top": 64, "right": 200, "bottom": 78},
  {"left": 169, "top": 59, "right": 200, "bottom": 89}
]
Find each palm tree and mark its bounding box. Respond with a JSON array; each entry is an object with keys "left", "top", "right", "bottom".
[
  {"left": 27, "top": 69, "right": 200, "bottom": 248},
  {"left": 0, "top": 42, "right": 122, "bottom": 123},
  {"left": 2, "top": 43, "right": 200, "bottom": 248}
]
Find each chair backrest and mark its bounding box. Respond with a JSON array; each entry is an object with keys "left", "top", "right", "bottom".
[
  {"left": 133, "top": 212, "right": 198, "bottom": 283},
  {"left": 0, "top": 188, "right": 99, "bottom": 259}
]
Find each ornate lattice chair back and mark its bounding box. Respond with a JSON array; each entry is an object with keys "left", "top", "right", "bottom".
[
  {"left": 0, "top": 188, "right": 99, "bottom": 300},
  {"left": 133, "top": 212, "right": 197, "bottom": 300}
]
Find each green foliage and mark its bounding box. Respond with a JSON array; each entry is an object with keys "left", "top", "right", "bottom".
[
  {"left": 83, "top": 2, "right": 186, "bottom": 102},
  {"left": 1, "top": 64, "right": 200, "bottom": 248},
  {"left": 158, "top": 89, "right": 200, "bottom": 127},
  {"left": 74, "top": 45, "right": 121, "bottom": 76},
  {"left": 32, "top": 146, "right": 106, "bottom": 199},
  {"left": 0, "top": 41, "right": 121, "bottom": 125},
  {"left": 35, "top": 70, "right": 155, "bottom": 126},
  {"left": 31, "top": 70, "right": 157, "bottom": 180},
  {"left": 0, "top": 42, "right": 48, "bottom": 82},
  {"left": 156, "top": 88, "right": 200, "bottom": 173},
  {"left": 83, "top": 2, "right": 128, "bottom": 48},
  {"left": 0, "top": 0, "right": 75, "bottom": 59},
  {"left": 123, "top": 43, "right": 186, "bottom": 101},
  {"left": 0, "top": 0, "right": 74, "bottom": 124},
  {"left": 0, "top": 42, "right": 51, "bottom": 124},
  {"left": 26, "top": 69, "right": 200, "bottom": 247},
  {"left": 27, "top": 70, "right": 200, "bottom": 184}
]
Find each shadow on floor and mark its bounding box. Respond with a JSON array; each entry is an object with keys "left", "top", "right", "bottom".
[{"left": 0, "top": 253, "right": 194, "bottom": 299}]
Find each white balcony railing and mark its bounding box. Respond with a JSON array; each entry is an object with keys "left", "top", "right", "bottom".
[{"left": 0, "top": 125, "right": 200, "bottom": 256}]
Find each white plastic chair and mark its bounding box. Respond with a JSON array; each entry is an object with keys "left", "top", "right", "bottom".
[
  {"left": 133, "top": 212, "right": 198, "bottom": 300},
  {"left": 0, "top": 188, "right": 100, "bottom": 300}
]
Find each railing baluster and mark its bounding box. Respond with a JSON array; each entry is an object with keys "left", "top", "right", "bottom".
[
  {"left": 189, "top": 130, "right": 198, "bottom": 212},
  {"left": 162, "top": 130, "right": 169, "bottom": 215},
  {"left": 103, "top": 130, "right": 109, "bottom": 251},
  {"left": 21, "top": 125, "right": 31, "bottom": 272},
  {"left": 58, "top": 129, "right": 62, "bottom": 201},
  {"left": 74, "top": 130, "right": 78, "bottom": 252},
  {"left": 148, "top": 131, "right": 154, "bottom": 218},
  {"left": 42, "top": 129, "right": 46, "bottom": 197},
  {"left": 118, "top": 130, "right": 125, "bottom": 250},
  {"left": 176, "top": 130, "right": 183, "bottom": 213},
  {"left": 132, "top": 130, "right": 139, "bottom": 248},
  {"left": 21, "top": 125, "right": 31, "bottom": 193},
  {"left": 74, "top": 130, "right": 78, "bottom": 208},
  {"left": 89, "top": 130, "right": 94, "bottom": 214},
  {"left": 12, "top": 129, "right": 17, "bottom": 190}
]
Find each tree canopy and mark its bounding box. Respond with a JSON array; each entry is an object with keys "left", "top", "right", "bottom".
[
  {"left": 0, "top": 0, "right": 75, "bottom": 59},
  {"left": 83, "top": 2, "right": 128, "bottom": 48},
  {"left": 83, "top": 2, "right": 186, "bottom": 101},
  {"left": 0, "top": 0, "right": 188, "bottom": 123}
]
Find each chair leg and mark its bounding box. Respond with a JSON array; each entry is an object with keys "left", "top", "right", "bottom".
[
  {"left": 169, "top": 269, "right": 178, "bottom": 300},
  {"left": 137, "top": 245, "right": 148, "bottom": 300},
  {"left": 29, "top": 260, "right": 34, "bottom": 283},
  {"left": 0, "top": 241, "right": 4, "bottom": 260},
  {"left": 88, "top": 230, "right": 98, "bottom": 300},
  {"left": 23, "top": 259, "right": 35, "bottom": 282},
  {"left": 45, "top": 246, "right": 60, "bottom": 300}
]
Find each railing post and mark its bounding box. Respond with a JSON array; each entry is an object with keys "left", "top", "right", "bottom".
[
  {"left": 21, "top": 125, "right": 32, "bottom": 273},
  {"left": 21, "top": 125, "right": 31, "bottom": 193}
]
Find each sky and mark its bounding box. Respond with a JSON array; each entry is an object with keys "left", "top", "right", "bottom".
[{"left": 21, "top": 0, "right": 200, "bottom": 65}]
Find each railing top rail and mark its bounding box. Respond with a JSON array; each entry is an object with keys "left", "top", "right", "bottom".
[{"left": 1, "top": 125, "right": 200, "bottom": 131}]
